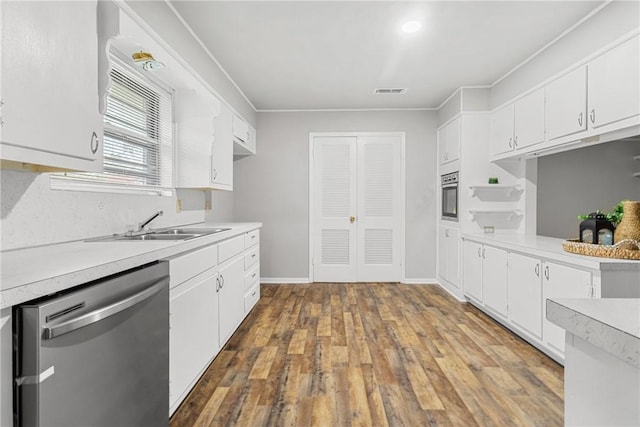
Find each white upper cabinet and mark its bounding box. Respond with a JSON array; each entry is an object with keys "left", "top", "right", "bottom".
[
  {"left": 490, "top": 104, "right": 515, "bottom": 157},
  {"left": 513, "top": 88, "right": 545, "bottom": 149},
  {"left": 438, "top": 117, "right": 460, "bottom": 165},
  {"left": 490, "top": 88, "right": 545, "bottom": 157},
  {"left": 545, "top": 66, "right": 588, "bottom": 141},
  {"left": 0, "top": 1, "right": 103, "bottom": 172},
  {"left": 211, "top": 103, "right": 234, "bottom": 190},
  {"left": 232, "top": 117, "right": 256, "bottom": 156},
  {"left": 588, "top": 35, "right": 640, "bottom": 129},
  {"left": 175, "top": 89, "right": 220, "bottom": 189}
]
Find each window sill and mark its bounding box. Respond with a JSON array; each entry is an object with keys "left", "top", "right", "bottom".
[{"left": 50, "top": 175, "right": 173, "bottom": 197}]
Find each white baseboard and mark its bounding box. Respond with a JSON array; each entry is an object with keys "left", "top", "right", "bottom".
[
  {"left": 401, "top": 278, "right": 438, "bottom": 285},
  {"left": 260, "top": 277, "right": 312, "bottom": 284},
  {"left": 435, "top": 280, "right": 467, "bottom": 302}
]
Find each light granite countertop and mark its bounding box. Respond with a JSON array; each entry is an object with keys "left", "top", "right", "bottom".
[
  {"left": 462, "top": 233, "right": 640, "bottom": 271},
  {"left": 547, "top": 298, "right": 640, "bottom": 368},
  {"left": 0, "top": 222, "right": 261, "bottom": 309}
]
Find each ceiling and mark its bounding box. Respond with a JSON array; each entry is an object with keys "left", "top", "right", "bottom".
[{"left": 169, "top": 1, "right": 604, "bottom": 111}]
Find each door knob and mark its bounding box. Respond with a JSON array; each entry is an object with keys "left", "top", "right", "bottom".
[{"left": 350, "top": 216, "right": 356, "bottom": 223}]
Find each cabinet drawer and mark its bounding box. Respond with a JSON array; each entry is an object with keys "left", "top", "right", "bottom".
[
  {"left": 244, "top": 283, "right": 260, "bottom": 313},
  {"left": 244, "top": 246, "right": 259, "bottom": 270},
  {"left": 168, "top": 244, "right": 218, "bottom": 288},
  {"left": 245, "top": 264, "right": 260, "bottom": 291},
  {"left": 245, "top": 229, "right": 260, "bottom": 249},
  {"left": 218, "top": 235, "right": 244, "bottom": 264}
]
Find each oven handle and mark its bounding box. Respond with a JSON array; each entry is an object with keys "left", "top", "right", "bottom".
[{"left": 42, "top": 278, "right": 167, "bottom": 340}]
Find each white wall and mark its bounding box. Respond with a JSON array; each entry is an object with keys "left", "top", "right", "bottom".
[
  {"left": 232, "top": 110, "right": 437, "bottom": 281},
  {"left": 125, "top": 0, "right": 256, "bottom": 126},
  {"left": 537, "top": 139, "right": 640, "bottom": 239},
  {"left": 0, "top": 169, "right": 206, "bottom": 250},
  {"left": 491, "top": 1, "right": 640, "bottom": 109}
]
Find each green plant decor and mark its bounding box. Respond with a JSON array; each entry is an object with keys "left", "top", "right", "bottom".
[{"left": 577, "top": 200, "right": 626, "bottom": 226}]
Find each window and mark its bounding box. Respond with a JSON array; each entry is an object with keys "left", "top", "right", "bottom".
[{"left": 51, "top": 58, "right": 174, "bottom": 195}]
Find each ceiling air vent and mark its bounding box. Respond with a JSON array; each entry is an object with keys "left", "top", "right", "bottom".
[{"left": 374, "top": 88, "right": 407, "bottom": 95}]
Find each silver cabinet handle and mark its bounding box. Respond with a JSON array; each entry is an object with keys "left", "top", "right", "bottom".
[
  {"left": 477, "top": 247, "right": 481, "bottom": 257},
  {"left": 251, "top": 290, "right": 256, "bottom": 297},
  {"left": 535, "top": 263, "right": 540, "bottom": 277},
  {"left": 220, "top": 274, "right": 225, "bottom": 288},
  {"left": 578, "top": 112, "right": 583, "bottom": 127},
  {"left": 482, "top": 248, "right": 486, "bottom": 259},
  {"left": 508, "top": 137, "right": 513, "bottom": 149},
  {"left": 544, "top": 265, "right": 549, "bottom": 280},
  {"left": 252, "top": 273, "right": 257, "bottom": 278},
  {"left": 42, "top": 278, "right": 166, "bottom": 340},
  {"left": 445, "top": 229, "right": 449, "bottom": 238},
  {"left": 216, "top": 276, "right": 220, "bottom": 292},
  {"left": 90, "top": 131, "right": 100, "bottom": 154},
  {"left": 513, "top": 135, "right": 518, "bottom": 147},
  {"left": 252, "top": 254, "right": 256, "bottom": 258},
  {"left": 589, "top": 109, "right": 596, "bottom": 124}
]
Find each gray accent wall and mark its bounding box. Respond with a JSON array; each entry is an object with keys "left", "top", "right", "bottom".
[
  {"left": 232, "top": 110, "right": 438, "bottom": 280},
  {"left": 537, "top": 139, "right": 640, "bottom": 239}
]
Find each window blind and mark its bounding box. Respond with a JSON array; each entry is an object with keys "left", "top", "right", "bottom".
[{"left": 52, "top": 60, "right": 174, "bottom": 195}]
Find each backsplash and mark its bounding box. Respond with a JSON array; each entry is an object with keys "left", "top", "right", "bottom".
[{"left": 0, "top": 169, "right": 207, "bottom": 251}]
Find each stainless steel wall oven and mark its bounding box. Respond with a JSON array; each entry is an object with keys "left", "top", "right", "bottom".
[{"left": 441, "top": 171, "right": 459, "bottom": 221}]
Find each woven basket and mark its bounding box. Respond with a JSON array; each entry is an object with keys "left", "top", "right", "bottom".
[{"left": 562, "top": 238, "right": 640, "bottom": 260}]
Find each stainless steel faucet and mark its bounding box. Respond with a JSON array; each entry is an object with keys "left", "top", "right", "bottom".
[{"left": 138, "top": 210, "right": 164, "bottom": 231}]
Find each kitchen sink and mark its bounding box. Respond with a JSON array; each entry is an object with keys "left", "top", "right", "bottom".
[
  {"left": 86, "top": 227, "right": 230, "bottom": 242},
  {"left": 111, "top": 234, "right": 198, "bottom": 241},
  {"left": 158, "top": 227, "right": 230, "bottom": 235}
]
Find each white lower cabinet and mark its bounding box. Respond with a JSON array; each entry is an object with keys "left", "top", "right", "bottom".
[
  {"left": 482, "top": 245, "right": 508, "bottom": 318},
  {"left": 463, "top": 241, "right": 507, "bottom": 318},
  {"left": 542, "top": 262, "right": 592, "bottom": 357},
  {"left": 462, "top": 236, "right": 606, "bottom": 363},
  {"left": 462, "top": 240, "right": 483, "bottom": 302},
  {"left": 218, "top": 255, "right": 245, "bottom": 346},
  {"left": 169, "top": 269, "right": 219, "bottom": 414},
  {"left": 168, "top": 227, "right": 261, "bottom": 415},
  {"left": 438, "top": 226, "right": 460, "bottom": 289},
  {"left": 507, "top": 252, "right": 542, "bottom": 340}
]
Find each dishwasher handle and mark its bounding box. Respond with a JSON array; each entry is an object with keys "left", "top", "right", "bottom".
[{"left": 42, "top": 278, "right": 167, "bottom": 340}]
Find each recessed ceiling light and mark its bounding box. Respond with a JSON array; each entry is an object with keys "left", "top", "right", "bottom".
[{"left": 401, "top": 21, "right": 421, "bottom": 34}]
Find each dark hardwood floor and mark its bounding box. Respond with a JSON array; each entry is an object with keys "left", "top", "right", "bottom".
[{"left": 170, "top": 283, "right": 563, "bottom": 426}]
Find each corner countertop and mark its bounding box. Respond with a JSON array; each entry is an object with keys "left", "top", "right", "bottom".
[
  {"left": 546, "top": 298, "right": 640, "bottom": 368},
  {"left": 0, "top": 222, "right": 262, "bottom": 309},
  {"left": 462, "top": 233, "right": 640, "bottom": 271}
]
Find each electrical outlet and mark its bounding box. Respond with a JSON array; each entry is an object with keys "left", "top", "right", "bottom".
[{"left": 176, "top": 199, "right": 182, "bottom": 213}]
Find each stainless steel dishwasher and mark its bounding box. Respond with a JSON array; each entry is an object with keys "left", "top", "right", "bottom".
[{"left": 13, "top": 261, "right": 169, "bottom": 427}]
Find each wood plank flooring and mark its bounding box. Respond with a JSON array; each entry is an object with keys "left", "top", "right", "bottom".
[{"left": 170, "top": 283, "right": 564, "bottom": 427}]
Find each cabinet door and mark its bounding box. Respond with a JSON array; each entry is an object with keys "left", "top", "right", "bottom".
[
  {"left": 175, "top": 89, "right": 219, "bottom": 188},
  {"left": 542, "top": 262, "right": 592, "bottom": 355},
  {"left": 588, "top": 35, "right": 640, "bottom": 129},
  {"left": 169, "top": 272, "right": 219, "bottom": 411},
  {"left": 438, "top": 226, "right": 448, "bottom": 282},
  {"left": 446, "top": 228, "right": 460, "bottom": 288},
  {"left": 508, "top": 253, "right": 542, "bottom": 339},
  {"left": 0, "top": 1, "right": 103, "bottom": 171},
  {"left": 490, "top": 104, "right": 515, "bottom": 157},
  {"left": 463, "top": 240, "right": 483, "bottom": 302},
  {"left": 218, "top": 255, "right": 246, "bottom": 346},
  {"left": 446, "top": 118, "right": 460, "bottom": 163},
  {"left": 514, "top": 88, "right": 545, "bottom": 149},
  {"left": 437, "top": 126, "right": 448, "bottom": 165},
  {"left": 212, "top": 104, "right": 234, "bottom": 190},
  {"left": 482, "top": 245, "right": 508, "bottom": 317},
  {"left": 545, "top": 67, "right": 587, "bottom": 140}
]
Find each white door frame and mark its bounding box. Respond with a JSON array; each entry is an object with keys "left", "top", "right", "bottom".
[{"left": 308, "top": 131, "right": 406, "bottom": 283}]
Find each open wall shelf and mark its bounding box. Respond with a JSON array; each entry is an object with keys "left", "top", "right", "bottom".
[{"left": 469, "top": 184, "right": 522, "bottom": 198}]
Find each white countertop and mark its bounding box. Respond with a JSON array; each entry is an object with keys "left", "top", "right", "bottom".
[
  {"left": 0, "top": 222, "right": 261, "bottom": 309},
  {"left": 462, "top": 233, "right": 640, "bottom": 271},
  {"left": 547, "top": 298, "right": 640, "bottom": 368}
]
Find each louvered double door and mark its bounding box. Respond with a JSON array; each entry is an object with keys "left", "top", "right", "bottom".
[{"left": 312, "top": 134, "right": 404, "bottom": 282}]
